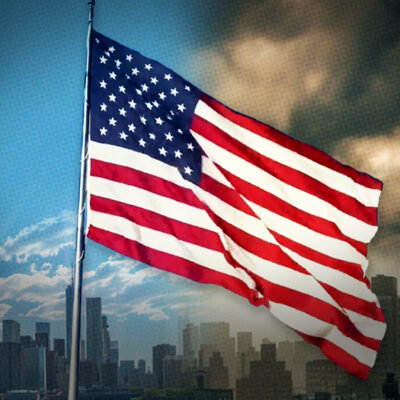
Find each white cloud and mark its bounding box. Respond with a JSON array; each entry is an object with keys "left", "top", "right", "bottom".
[
  {"left": 0, "top": 263, "right": 71, "bottom": 321},
  {"left": 0, "top": 303, "right": 12, "bottom": 318},
  {"left": 0, "top": 211, "right": 75, "bottom": 263}
]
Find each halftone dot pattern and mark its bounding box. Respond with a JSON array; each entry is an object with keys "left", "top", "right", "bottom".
[{"left": 0, "top": 0, "right": 399, "bottom": 393}]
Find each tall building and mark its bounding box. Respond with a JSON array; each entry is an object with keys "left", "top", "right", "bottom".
[
  {"left": 110, "top": 340, "right": 119, "bottom": 365},
  {"left": 35, "top": 322, "right": 50, "bottom": 350},
  {"left": 86, "top": 297, "right": 103, "bottom": 375},
  {"left": 101, "top": 315, "right": 111, "bottom": 364},
  {"left": 119, "top": 360, "right": 135, "bottom": 387},
  {"left": 236, "top": 343, "right": 292, "bottom": 400},
  {"left": 0, "top": 342, "right": 22, "bottom": 392},
  {"left": 65, "top": 283, "right": 73, "bottom": 362},
  {"left": 200, "top": 322, "right": 235, "bottom": 389},
  {"left": 183, "top": 323, "right": 199, "bottom": 357},
  {"left": 153, "top": 344, "right": 176, "bottom": 389},
  {"left": 2, "top": 320, "right": 20, "bottom": 343},
  {"left": 22, "top": 346, "right": 46, "bottom": 391},
  {"left": 54, "top": 338, "right": 65, "bottom": 358}
]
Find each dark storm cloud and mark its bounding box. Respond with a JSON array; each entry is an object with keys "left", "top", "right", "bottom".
[{"left": 195, "top": 0, "right": 400, "bottom": 149}]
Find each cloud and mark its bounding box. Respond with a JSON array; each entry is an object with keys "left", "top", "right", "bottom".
[
  {"left": 332, "top": 128, "right": 400, "bottom": 228},
  {"left": 195, "top": 1, "right": 400, "bottom": 149},
  {"left": 0, "top": 303, "right": 12, "bottom": 319},
  {"left": 0, "top": 211, "right": 75, "bottom": 263},
  {"left": 0, "top": 263, "right": 71, "bottom": 320}
]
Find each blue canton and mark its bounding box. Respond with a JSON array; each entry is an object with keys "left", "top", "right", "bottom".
[{"left": 90, "top": 31, "right": 202, "bottom": 183}]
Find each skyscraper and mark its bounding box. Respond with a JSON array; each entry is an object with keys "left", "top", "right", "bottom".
[
  {"left": 86, "top": 297, "right": 103, "bottom": 374},
  {"left": 54, "top": 338, "right": 65, "bottom": 358},
  {"left": 65, "top": 284, "right": 73, "bottom": 362},
  {"left": 35, "top": 322, "right": 50, "bottom": 351},
  {"left": 101, "top": 315, "right": 110, "bottom": 364},
  {"left": 110, "top": 341, "right": 119, "bottom": 365},
  {"left": 153, "top": 344, "right": 176, "bottom": 389},
  {"left": 2, "top": 320, "right": 20, "bottom": 343}
]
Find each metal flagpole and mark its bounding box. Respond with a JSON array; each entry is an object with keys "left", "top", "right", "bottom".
[{"left": 68, "top": 1, "right": 95, "bottom": 399}]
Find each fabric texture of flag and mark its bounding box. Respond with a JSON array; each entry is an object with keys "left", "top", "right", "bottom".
[{"left": 87, "top": 30, "right": 385, "bottom": 380}]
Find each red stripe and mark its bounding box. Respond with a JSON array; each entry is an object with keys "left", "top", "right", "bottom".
[
  {"left": 192, "top": 114, "right": 378, "bottom": 226},
  {"left": 270, "top": 229, "right": 369, "bottom": 285},
  {"left": 320, "top": 283, "right": 385, "bottom": 323},
  {"left": 200, "top": 94, "right": 382, "bottom": 191},
  {"left": 246, "top": 273, "right": 381, "bottom": 351},
  {"left": 297, "top": 332, "right": 371, "bottom": 380},
  {"left": 88, "top": 226, "right": 263, "bottom": 306},
  {"left": 90, "top": 194, "right": 222, "bottom": 252},
  {"left": 213, "top": 165, "right": 368, "bottom": 256},
  {"left": 90, "top": 158, "right": 203, "bottom": 209}
]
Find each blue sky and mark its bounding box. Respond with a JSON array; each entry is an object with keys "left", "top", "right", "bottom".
[{"left": 1, "top": 0, "right": 399, "bottom": 368}]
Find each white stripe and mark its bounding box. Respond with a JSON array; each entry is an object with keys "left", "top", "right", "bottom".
[
  {"left": 269, "top": 302, "right": 377, "bottom": 367},
  {"left": 89, "top": 210, "right": 256, "bottom": 291},
  {"left": 282, "top": 247, "right": 374, "bottom": 303},
  {"left": 195, "top": 100, "right": 381, "bottom": 208},
  {"left": 190, "top": 131, "right": 377, "bottom": 243},
  {"left": 222, "top": 235, "right": 340, "bottom": 310},
  {"left": 89, "top": 176, "right": 216, "bottom": 232},
  {"left": 344, "top": 309, "right": 386, "bottom": 341},
  {"left": 89, "top": 140, "right": 192, "bottom": 189},
  {"left": 248, "top": 200, "right": 368, "bottom": 267}
]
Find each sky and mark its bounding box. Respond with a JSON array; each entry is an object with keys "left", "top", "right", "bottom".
[{"left": 0, "top": 0, "right": 399, "bottom": 369}]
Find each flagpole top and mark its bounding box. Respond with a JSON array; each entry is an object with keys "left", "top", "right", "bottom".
[{"left": 88, "top": 0, "right": 95, "bottom": 7}]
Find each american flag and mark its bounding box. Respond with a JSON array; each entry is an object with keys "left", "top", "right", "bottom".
[{"left": 87, "top": 30, "right": 385, "bottom": 379}]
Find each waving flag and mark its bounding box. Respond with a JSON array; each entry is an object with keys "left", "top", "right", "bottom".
[{"left": 87, "top": 31, "right": 385, "bottom": 379}]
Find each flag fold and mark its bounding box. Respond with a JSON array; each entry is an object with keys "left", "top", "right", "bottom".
[{"left": 87, "top": 30, "right": 385, "bottom": 380}]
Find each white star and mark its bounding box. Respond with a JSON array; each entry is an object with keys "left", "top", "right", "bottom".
[
  {"left": 158, "top": 92, "right": 166, "bottom": 101},
  {"left": 115, "top": 59, "right": 122, "bottom": 69},
  {"left": 131, "top": 67, "right": 139, "bottom": 76},
  {"left": 177, "top": 103, "right": 186, "bottom": 112},
  {"left": 152, "top": 100, "right": 160, "bottom": 108},
  {"left": 139, "top": 138, "right": 146, "bottom": 147},
  {"left": 100, "top": 103, "right": 107, "bottom": 111},
  {"left": 170, "top": 110, "right": 175, "bottom": 116},
  {"left": 164, "top": 73, "right": 172, "bottom": 81},
  {"left": 187, "top": 143, "right": 194, "bottom": 151},
  {"left": 136, "top": 89, "right": 142, "bottom": 95},
  {"left": 99, "top": 80, "right": 107, "bottom": 89},
  {"left": 105, "top": 51, "right": 110, "bottom": 57},
  {"left": 159, "top": 147, "right": 167, "bottom": 156},
  {"left": 109, "top": 117, "right": 117, "bottom": 126},
  {"left": 125, "top": 74, "right": 131, "bottom": 80},
  {"left": 185, "top": 85, "right": 191, "bottom": 91},
  {"left": 150, "top": 77, "right": 158, "bottom": 85},
  {"left": 145, "top": 102, "right": 153, "bottom": 110},
  {"left": 170, "top": 88, "right": 178, "bottom": 96},
  {"left": 177, "top": 129, "right": 183, "bottom": 134},
  {"left": 128, "top": 123, "right": 136, "bottom": 132},
  {"left": 119, "top": 85, "right": 126, "bottom": 94},
  {"left": 128, "top": 100, "right": 136, "bottom": 109},
  {"left": 166, "top": 115, "right": 172, "bottom": 121},
  {"left": 149, "top": 133, "right": 156, "bottom": 140},
  {"left": 126, "top": 54, "right": 133, "bottom": 62},
  {"left": 141, "top": 83, "right": 149, "bottom": 92},
  {"left": 144, "top": 63, "right": 152, "bottom": 70},
  {"left": 120, "top": 131, "right": 128, "bottom": 140},
  {"left": 165, "top": 132, "right": 173, "bottom": 141},
  {"left": 155, "top": 117, "right": 163, "bottom": 125},
  {"left": 99, "top": 56, "right": 107, "bottom": 64},
  {"left": 95, "top": 38, "right": 100, "bottom": 43},
  {"left": 174, "top": 150, "right": 182, "bottom": 159},
  {"left": 99, "top": 127, "right": 107, "bottom": 136},
  {"left": 109, "top": 94, "right": 116, "bottom": 102},
  {"left": 109, "top": 71, "right": 117, "bottom": 80},
  {"left": 184, "top": 166, "right": 193, "bottom": 175},
  {"left": 140, "top": 115, "right": 147, "bottom": 125},
  {"left": 118, "top": 108, "right": 127, "bottom": 117},
  {"left": 108, "top": 46, "right": 115, "bottom": 53}
]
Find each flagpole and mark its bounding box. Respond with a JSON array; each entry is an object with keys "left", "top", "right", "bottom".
[{"left": 68, "top": 1, "right": 95, "bottom": 399}]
